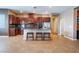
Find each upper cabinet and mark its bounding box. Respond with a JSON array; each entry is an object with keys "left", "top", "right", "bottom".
[
  {"left": 77, "top": 10, "right": 79, "bottom": 31},
  {"left": 37, "top": 17, "right": 50, "bottom": 22},
  {"left": 36, "top": 14, "right": 50, "bottom": 22},
  {"left": 77, "top": 11, "right": 79, "bottom": 17},
  {"left": 9, "top": 14, "right": 21, "bottom": 24},
  {"left": 9, "top": 12, "right": 51, "bottom": 24},
  {"left": 16, "top": 17, "right": 21, "bottom": 24},
  {"left": 23, "top": 13, "right": 51, "bottom": 23},
  {"left": 9, "top": 15, "right": 16, "bottom": 24},
  {"left": 42, "top": 17, "right": 50, "bottom": 22}
]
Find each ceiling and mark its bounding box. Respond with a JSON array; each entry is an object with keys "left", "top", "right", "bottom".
[{"left": 0, "top": 6, "right": 74, "bottom": 14}]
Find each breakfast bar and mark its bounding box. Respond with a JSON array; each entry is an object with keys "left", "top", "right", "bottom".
[{"left": 23, "top": 29, "right": 51, "bottom": 40}]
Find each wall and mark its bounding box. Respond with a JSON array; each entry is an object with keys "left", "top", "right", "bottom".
[
  {"left": 0, "top": 9, "right": 9, "bottom": 36},
  {"left": 59, "top": 7, "right": 76, "bottom": 40}
]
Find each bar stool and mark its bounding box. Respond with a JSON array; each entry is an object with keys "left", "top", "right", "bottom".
[
  {"left": 36, "top": 32, "right": 43, "bottom": 41},
  {"left": 27, "top": 32, "right": 34, "bottom": 40},
  {"left": 43, "top": 33, "right": 51, "bottom": 40}
]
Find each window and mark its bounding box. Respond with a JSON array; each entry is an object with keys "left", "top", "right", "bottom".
[{"left": 0, "top": 14, "right": 6, "bottom": 28}]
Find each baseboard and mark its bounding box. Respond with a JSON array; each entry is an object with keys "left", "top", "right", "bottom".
[
  {"left": 64, "top": 35, "right": 76, "bottom": 40},
  {"left": 0, "top": 36, "right": 9, "bottom": 37},
  {"left": 58, "top": 34, "right": 64, "bottom": 36}
]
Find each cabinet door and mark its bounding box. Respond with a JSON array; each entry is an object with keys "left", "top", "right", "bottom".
[
  {"left": 9, "top": 15, "right": 13, "bottom": 24},
  {"left": 16, "top": 17, "right": 18, "bottom": 24},
  {"left": 16, "top": 17, "right": 21, "bottom": 24},
  {"left": 18, "top": 29, "right": 21, "bottom": 35},
  {"left": 9, "top": 28, "right": 16, "bottom": 36},
  {"left": 13, "top": 16, "right": 15, "bottom": 24},
  {"left": 77, "top": 24, "right": 79, "bottom": 31},
  {"left": 77, "top": 11, "right": 79, "bottom": 17},
  {"left": 9, "top": 15, "right": 16, "bottom": 24},
  {"left": 37, "top": 17, "right": 42, "bottom": 22},
  {"left": 42, "top": 17, "right": 50, "bottom": 22}
]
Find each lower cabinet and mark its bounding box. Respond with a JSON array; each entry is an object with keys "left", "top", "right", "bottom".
[
  {"left": 9, "top": 28, "right": 16, "bottom": 36},
  {"left": 9, "top": 28, "right": 21, "bottom": 36},
  {"left": 16, "top": 29, "right": 21, "bottom": 35}
]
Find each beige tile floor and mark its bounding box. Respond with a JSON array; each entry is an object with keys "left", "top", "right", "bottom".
[{"left": 0, "top": 35, "right": 79, "bottom": 53}]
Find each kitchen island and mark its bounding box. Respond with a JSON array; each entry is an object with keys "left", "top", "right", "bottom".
[{"left": 23, "top": 29, "right": 51, "bottom": 40}]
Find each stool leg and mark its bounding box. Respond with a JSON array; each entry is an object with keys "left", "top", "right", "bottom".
[
  {"left": 27, "top": 34, "right": 28, "bottom": 40},
  {"left": 42, "top": 34, "right": 44, "bottom": 40}
]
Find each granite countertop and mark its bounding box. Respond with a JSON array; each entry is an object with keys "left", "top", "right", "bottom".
[
  {"left": 23, "top": 28, "right": 50, "bottom": 30},
  {"left": 23, "top": 29, "right": 51, "bottom": 33}
]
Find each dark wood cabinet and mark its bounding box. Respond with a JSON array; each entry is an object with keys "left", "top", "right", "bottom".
[
  {"left": 9, "top": 28, "right": 16, "bottom": 36},
  {"left": 77, "top": 10, "right": 79, "bottom": 39},
  {"left": 16, "top": 17, "right": 21, "bottom": 24},
  {"left": 77, "top": 24, "right": 79, "bottom": 31},
  {"left": 77, "top": 11, "right": 79, "bottom": 17},
  {"left": 37, "top": 17, "right": 50, "bottom": 22},
  {"left": 15, "top": 29, "right": 21, "bottom": 35},
  {"left": 42, "top": 17, "right": 50, "bottom": 22},
  {"left": 9, "top": 14, "right": 21, "bottom": 36},
  {"left": 9, "top": 15, "right": 16, "bottom": 24},
  {"left": 37, "top": 17, "right": 42, "bottom": 22}
]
